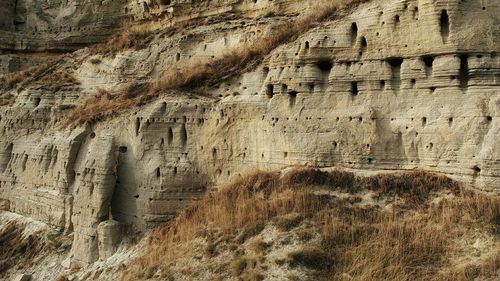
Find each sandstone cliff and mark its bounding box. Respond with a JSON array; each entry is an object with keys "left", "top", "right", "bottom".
[{"left": 0, "top": 0, "right": 499, "bottom": 278}]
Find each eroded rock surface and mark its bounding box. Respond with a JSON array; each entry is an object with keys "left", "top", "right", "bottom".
[{"left": 0, "top": 0, "right": 498, "bottom": 270}]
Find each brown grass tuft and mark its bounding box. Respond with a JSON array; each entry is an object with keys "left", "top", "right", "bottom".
[
  {"left": 0, "top": 60, "right": 78, "bottom": 99},
  {"left": 0, "top": 63, "right": 52, "bottom": 92},
  {"left": 63, "top": 83, "right": 150, "bottom": 126},
  {"left": 0, "top": 222, "right": 44, "bottom": 276},
  {"left": 89, "top": 24, "right": 154, "bottom": 56}
]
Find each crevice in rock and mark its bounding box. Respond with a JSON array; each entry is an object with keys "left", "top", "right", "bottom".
[
  {"left": 0, "top": 143, "right": 13, "bottom": 173},
  {"left": 350, "top": 22, "right": 358, "bottom": 46},
  {"left": 459, "top": 55, "right": 469, "bottom": 92},
  {"left": 135, "top": 118, "right": 141, "bottom": 137},
  {"left": 180, "top": 124, "right": 187, "bottom": 147},
  {"left": 387, "top": 58, "right": 403, "bottom": 92},
  {"left": 422, "top": 56, "right": 434, "bottom": 76},
  {"left": 266, "top": 84, "right": 274, "bottom": 98},
  {"left": 288, "top": 91, "right": 297, "bottom": 108},
  {"left": 167, "top": 127, "right": 173, "bottom": 145},
  {"left": 351, "top": 82, "right": 358, "bottom": 96},
  {"left": 440, "top": 9, "right": 450, "bottom": 43}
]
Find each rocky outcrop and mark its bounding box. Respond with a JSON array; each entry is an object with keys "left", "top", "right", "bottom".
[{"left": 0, "top": 0, "right": 499, "bottom": 269}]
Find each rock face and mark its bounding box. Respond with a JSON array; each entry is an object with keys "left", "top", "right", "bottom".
[{"left": 0, "top": 0, "right": 499, "bottom": 268}]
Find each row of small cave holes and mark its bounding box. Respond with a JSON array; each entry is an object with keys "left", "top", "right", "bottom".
[
  {"left": 292, "top": 5, "right": 451, "bottom": 58},
  {"left": 265, "top": 52, "right": 481, "bottom": 98},
  {"left": 138, "top": 113, "right": 495, "bottom": 165},
  {"left": 127, "top": 111, "right": 494, "bottom": 152}
]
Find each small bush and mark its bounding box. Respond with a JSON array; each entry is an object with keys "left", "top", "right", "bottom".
[
  {"left": 249, "top": 239, "right": 271, "bottom": 255},
  {"left": 287, "top": 247, "right": 333, "bottom": 270},
  {"left": 236, "top": 222, "right": 265, "bottom": 244},
  {"left": 205, "top": 242, "right": 218, "bottom": 257},
  {"left": 0, "top": 221, "right": 46, "bottom": 276},
  {"left": 273, "top": 214, "right": 303, "bottom": 231},
  {"left": 89, "top": 24, "right": 154, "bottom": 56},
  {"left": 231, "top": 256, "right": 248, "bottom": 276},
  {"left": 282, "top": 168, "right": 357, "bottom": 191}
]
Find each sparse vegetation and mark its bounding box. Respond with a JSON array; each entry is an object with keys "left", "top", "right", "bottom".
[
  {"left": 0, "top": 60, "right": 79, "bottom": 99},
  {"left": 273, "top": 213, "right": 303, "bottom": 231},
  {"left": 287, "top": 246, "right": 332, "bottom": 270},
  {"left": 63, "top": 84, "right": 149, "bottom": 126},
  {"left": 122, "top": 168, "right": 500, "bottom": 281},
  {"left": 0, "top": 63, "right": 52, "bottom": 92},
  {"left": 89, "top": 24, "right": 155, "bottom": 56},
  {"left": 0, "top": 222, "right": 44, "bottom": 276},
  {"left": 65, "top": 0, "right": 369, "bottom": 127}
]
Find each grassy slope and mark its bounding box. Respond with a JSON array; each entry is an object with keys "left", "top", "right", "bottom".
[{"left": 122, "top": 168, "right": 500, "bottom": 281}]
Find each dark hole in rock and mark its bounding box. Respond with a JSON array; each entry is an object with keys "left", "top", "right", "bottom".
[
  {"left": 33, "top": 97, "right": 41, "bottom": 107},
  {"left": 422, "top": 56, "right": 434, "bottom": 76},
  {"left": 351, "top": 82, "right": 358, "bottom": 96},
  {"left": 289, "top": 91, "right": 297, "bottom": 108},
  {"left": 180, "top": 124, "right": 187, "bottom": 147},
  {"left": 167, "top": 127, "right": 173, "bottom": 145},
  {"left": 266, "top": 84, "right": 274, "bottom": 97},
  {"left": 459, "top": 55, "right": 469, "bottom": 90},
  {"left": 316, "top": 60, "right": 333, "bottom": 72},
  {"left": 360, "top": 36, "right": 367, "bottom": 48},
  {"left": 350, "top": 22, "right": 358, "bottom": 46},
  {"left": 440, "top": 9, "right": 450, "bottom": 42},
  {"left": 472, "top": 165, "right": 481, "bottom": 175}
]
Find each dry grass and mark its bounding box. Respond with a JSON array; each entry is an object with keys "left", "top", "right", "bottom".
[
  {"left": 0, "top": 64, "right": 52, "bottom": 92},
  {"left": 65, "top": 0, "right": 368, "bottom": 127},
  {"left": 89, "top": 24, "right": 155, "bottom": 56},
  {"left": 0, "top": 93, "right": 15, "bottom": 106},
  {"left": 63, "top": 83, "right": 151, "bottom": 126},
  {"left": 0, "top": 221, "right": 44, "bottom": 276},
  {"left": 0, "top": 60, "right": 78, "bottom": 99},
  {"left": 34, "top": 70, "right": 80, "bottom": 92},
  {"left": 122, "top": 168, "right": 500, "bottom": 281}
]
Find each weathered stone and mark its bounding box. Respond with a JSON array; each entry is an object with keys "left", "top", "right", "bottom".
[
  {"left": 97, "top": 220, "right": 123, "bottom": 260},
  {"left": 0, "top": 0, "right": 498, "bottom": 269}
]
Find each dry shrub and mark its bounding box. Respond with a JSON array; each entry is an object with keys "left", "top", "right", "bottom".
[
  {"left": 89, "top": 24, "right": 154, "bottom": 56},
  {"left": 67, "top": 0, "right": 369, "bottom": 127},
  {"left": 63, "top": 83, "right": 150, "bottom": 126},
  {"left": 0, "top": 221, "right": 44, "bottom": 276},
  {"left": 287, "top": 246, "right": 333, "bottom": 270},
  {"left": 0, "top": 63, "right": 52, "bottom": 92},
  {"left": 0, "top": 93, "right": 15, "bottom": 106},
  {"left": 282, "top": 167, "right": 357, "bottom": 190},
  {"left": 122, "top": 169, "right": 500, "bottom": 281},
  {"left": 0, "top": 60, "right": 78, "bottom": 97},
  {"left": 34, "top": 71, "right": 80, "bottom": 92}
]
